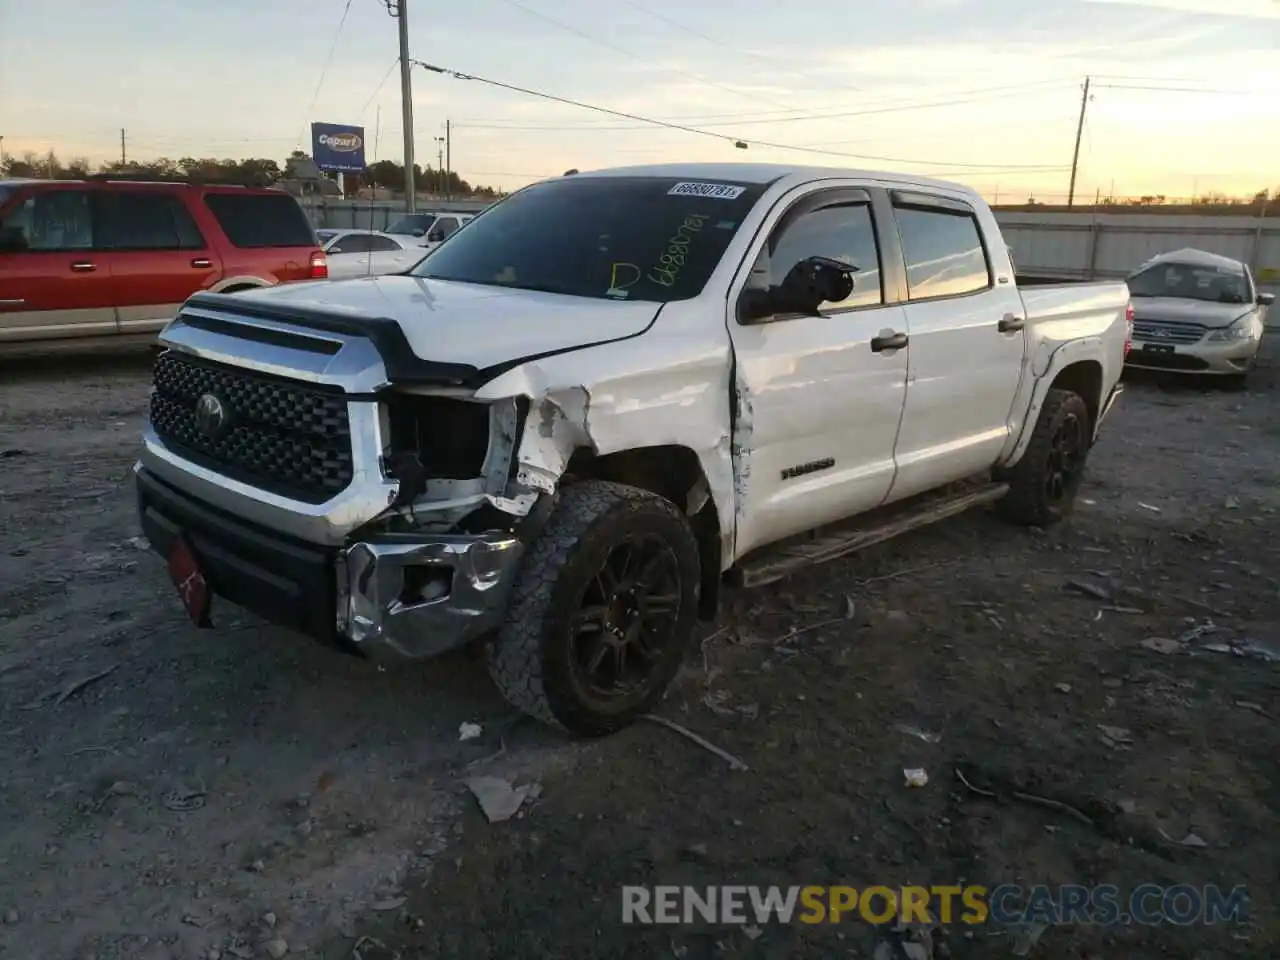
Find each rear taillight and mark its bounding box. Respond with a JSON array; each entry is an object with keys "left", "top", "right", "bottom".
[
  {"left": 309, "top": 250, "right": 328, "bottom": 280},
  {"left": 1124, "top": 303, "right": 1134, "bottom": 356}
]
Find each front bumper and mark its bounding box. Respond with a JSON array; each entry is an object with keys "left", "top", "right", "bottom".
[
  {"left": 135, "top": 465, "right": 523, "bottom": 662},
  {"left": 1125, "top": 336, "right": 1260, "bottom": 374}
]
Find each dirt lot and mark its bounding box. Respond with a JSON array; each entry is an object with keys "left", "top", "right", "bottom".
[{"left": 1, "top": 350, "right": 1277, "bottom": 960}]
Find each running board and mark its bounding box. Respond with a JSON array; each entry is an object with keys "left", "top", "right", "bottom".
[{"left": 730, "top": 481, "right": 1009, "bottom": 590}]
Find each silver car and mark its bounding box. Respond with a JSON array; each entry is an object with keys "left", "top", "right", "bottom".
[{"left": 1125, "top": 247, "right": 1273, "bottom": 386}]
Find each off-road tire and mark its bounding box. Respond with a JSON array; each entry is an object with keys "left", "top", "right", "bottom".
[
  {"left": 486, "top": 480, "right": 701, "bottom": 737},
  {"left": 997, "top": 388, "right": 1092, "bottom": 527}
]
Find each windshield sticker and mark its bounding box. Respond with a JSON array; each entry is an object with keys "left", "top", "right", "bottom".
[
  {"left": 668, "top": 181, "right": 746, "bottom": 200},
  {"left": 608, "top": 262, "right": 641, "bottom": 298},
  {"left": 648, "top": 214, "right": 708, "bottom": 288}
]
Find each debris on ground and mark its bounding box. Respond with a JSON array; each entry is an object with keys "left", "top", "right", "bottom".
[
  {"left": 162, "top": 785, "right": 207, "bottom": 812},
  {"left": 458, "top": 722, "right": 482, "bottom": 742},
  {"left": 264, "top": 938, "right": 289, "bottom": 959},
  {"left": 638, "top": 714, "right": 749, "bottom": 771},
  {"left": 1065, "top": 579, "right": 1111, "bottom": 601},
  {"left": 22, "top": 664, "right": 120, "bottom": 710},
  {"left": 1054, "top": 682, "right": 1073, "bottom": 693},
  {"left": 1137, "top": 502, "right": 1162, "bottom": 513},
  {"left": 1140, "top": 637, "right": 1183, "bottom": 655},
  {"left": 894, "top": 724, "right": 941, "bottom": 744},
  {"left": 464, "top": 776, "right": 538, "bottom": 824},
  {"left": 351, "top": 936, "right": 401, "bottom": 960},
  {"left": 1159, "top": 829, "right": 1209, "bottom": 848},
  {"left": 1097, "top": 725, "right": 1134, "bottom": 749},
  {"left": 1202, "top": 638, "right": 1280, "bottom": 663},
  {"left": 903, "top": 768, "right": 929, "bottom": 788},
  {"left": 1009, "top": 921, "right": 1051, "bottom": 956}
]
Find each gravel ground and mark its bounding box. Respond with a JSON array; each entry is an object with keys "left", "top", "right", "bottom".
[{"left": 2, "top": 349, "right": 1278, "bottom": 960}]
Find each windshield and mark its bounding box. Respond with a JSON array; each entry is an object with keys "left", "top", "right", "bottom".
[
  {"left": 1127, "top": 261, "right": 1250, "bottom": 304},
  {"left": 386, "top": 214, "right": 436, "bottom": 235},
  {"left": 410, "top": 176, "right": 766, "bottom": 302}
]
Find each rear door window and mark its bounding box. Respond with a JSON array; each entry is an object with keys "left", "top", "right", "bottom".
[
  {"left": 892, "top": 201, "right": 991, "bottom": 300},
  {"left": 0, "top": 190, "right": 94, "bottom": 251},
  {"left": 329, "top": 234, "right": 374, "bottom": 255},
  {"left": 203, "top": 193, "right": 316, "bottom": 248},
  {"left": 96, "top": 191, "right": 206, "bottom": 250}
]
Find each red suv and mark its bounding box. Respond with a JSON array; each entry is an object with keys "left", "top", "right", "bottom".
[{"left": 0, "top": 176, "right": 327, "bottom": 358}]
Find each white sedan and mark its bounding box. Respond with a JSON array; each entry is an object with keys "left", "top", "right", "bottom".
[{"left": 318, "top": 229, "right": 429, "bottom": 280}]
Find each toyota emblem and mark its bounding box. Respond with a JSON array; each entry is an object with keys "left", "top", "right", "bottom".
[{"left": 194, "top": 393, "right": 229, "bottom": 440}]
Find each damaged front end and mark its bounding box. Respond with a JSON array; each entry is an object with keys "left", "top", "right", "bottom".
[
  {"left": 335, "top": 390, "right": 549, "bottom": 661},
  {"left": 135, "top": 300, "right": 587, "bottom": 665}
]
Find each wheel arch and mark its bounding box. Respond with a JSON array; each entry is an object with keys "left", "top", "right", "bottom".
[
  {"left": 1002, "top": 353, "right": 1106, "bottom": 469},
  {"left": 564, "top": 443, "right": 722, "bottom": 620}
]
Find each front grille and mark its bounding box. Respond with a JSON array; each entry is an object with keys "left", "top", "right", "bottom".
[
  {"left": 1131, "top": 320, "right": 1206, "bottom": 345},
  {"left": 150, "top": 351, "right": 353, "bottom": 504}
]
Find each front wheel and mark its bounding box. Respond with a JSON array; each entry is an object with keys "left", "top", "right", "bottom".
[
  {"left": 487, "top": 481, "right": 701, "bottom": 737},
  {"left": 997, "top": 388, "right": 1092, "bottom": 527}
]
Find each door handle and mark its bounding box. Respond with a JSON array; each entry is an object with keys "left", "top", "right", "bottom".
[
  {"left": 70, "top": 262, "right": 96, "bottom": 273},
  {"left": 998, "top": 313, "right": 1025, "bottom": 332},
  {"left": 870, "top": 331, "right": 908, "bottom": 352},
  {"left": 191, "top": 258, "right": 212, "bottom": 268}
]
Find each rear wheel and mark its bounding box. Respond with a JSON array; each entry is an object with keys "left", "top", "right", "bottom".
[
  {"left": 487, "top": 481, "right": 700, "bottom": 737},
  {"left": 997, "top": 388, "right": 1092, "bottom": 527}
]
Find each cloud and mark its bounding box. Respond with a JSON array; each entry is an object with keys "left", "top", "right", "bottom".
[{"left": 1082, "top": 0, "right": 1280, "bottom": 17}]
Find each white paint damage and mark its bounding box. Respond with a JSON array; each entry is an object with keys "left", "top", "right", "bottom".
[{"left": 472, "top": 336, "right": 739, "bottom": 564}]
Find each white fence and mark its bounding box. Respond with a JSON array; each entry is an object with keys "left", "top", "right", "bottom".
[
  {"left": 298, "top": 197, "right": 491, "bottom": 231},
  {"left": 995, "top": 211, "right": 1280, "bottom": 295}
]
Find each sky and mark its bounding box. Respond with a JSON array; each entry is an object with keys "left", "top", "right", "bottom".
[{"left": 1, "top": 0, "right": 1278, "bottom": 201}]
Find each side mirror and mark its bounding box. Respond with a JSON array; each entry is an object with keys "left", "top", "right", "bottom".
[
  {"left": 737, "top": 256, "right": 857, "bottom": 324},
  {"left": 328, "top": 246, "right": 344, "bottom": 255},
  {"left": 1257, "top": 292, "right": 1275, "bottom": 306},
  {"left": 411, "top": 228, "right": 426, "bottom": 237},
  {"left": 427, "top": 229, "right": 446, "bottom": 242}
]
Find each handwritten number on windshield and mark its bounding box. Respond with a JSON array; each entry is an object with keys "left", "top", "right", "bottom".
[{"left": 648, "top": 215, "right": 708, "bottom": 288}]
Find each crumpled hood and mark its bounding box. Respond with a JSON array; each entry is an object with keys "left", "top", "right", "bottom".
[
  {"left": 1130, "top": 296, "right": 1253, "bottom": 329},
  {"left": 237, "top": 275, "right": 662, "bottom": 369}
]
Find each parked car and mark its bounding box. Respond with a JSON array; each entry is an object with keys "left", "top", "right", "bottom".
[
  {"left": 383, "top": 210, "right": 474, "bottom": 249},
  {"left": 318, "top": 229, "right": 428, "bottom": 280},
  {"left": 133, "top": 162, "right": 1129, "bottom": 736},
  {"left": 1124, "top": 247, "right": 1272, "bottom": 386},
  {"left": 0, "top": 175, "right": 326, "bottom": 358}
]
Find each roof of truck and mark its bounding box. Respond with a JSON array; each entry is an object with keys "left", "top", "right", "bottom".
[{"left": 569, "top": 162, "right": 981, "bottom": 196}]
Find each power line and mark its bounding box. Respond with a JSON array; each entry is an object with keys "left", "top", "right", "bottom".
[
  {"left": 414, "top": 60, "right": 1067, "bottom": 170},
  {"left": 297, "top": 0, "right": 356, "bottom": 146},
  {"left": 451, "top": 78, "right": 1078, "bottom": 132},
  {"left": 493, "top": 0, "right": 796, "bottom": 111},
  {"left": 356, "top": 57, "right": 401, "bottom": 120}
]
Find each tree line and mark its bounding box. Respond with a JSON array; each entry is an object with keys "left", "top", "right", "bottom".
[{"left": 0, "top": 149, "right": 501, "bottom": 198}]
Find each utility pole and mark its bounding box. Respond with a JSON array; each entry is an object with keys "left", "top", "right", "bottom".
[
  {"left": 444, "top": 119, "right": 451, "bottom": 200},
  {"left": 120, "top": 128, "right": 127, "bottom": 166},
  {"left": 1067, "top": 76, "right": 1090, "bottom": 209},
  {"left": 435, "top": 135, "right": 444, "bottom": 192},
  {"left": 390, "top": 0, "right": 416, "bottom": 212}
]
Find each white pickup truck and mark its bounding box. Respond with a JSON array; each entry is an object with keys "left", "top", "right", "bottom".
[{"left": 134, "top": 163, "right": 1131, "bottom": 736}]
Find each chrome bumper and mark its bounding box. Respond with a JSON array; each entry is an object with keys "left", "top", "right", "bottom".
[{"left": 338, "top": 532, "right": 524, "bottom": 661}]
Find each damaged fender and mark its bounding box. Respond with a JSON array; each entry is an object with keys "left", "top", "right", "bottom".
[{"left": 473, "top": 345, "right": 738, "bottom": 563}]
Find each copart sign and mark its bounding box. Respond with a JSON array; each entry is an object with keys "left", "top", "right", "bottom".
[{"left": 311, "top": 122, "right": 366, "bottom": 173}]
